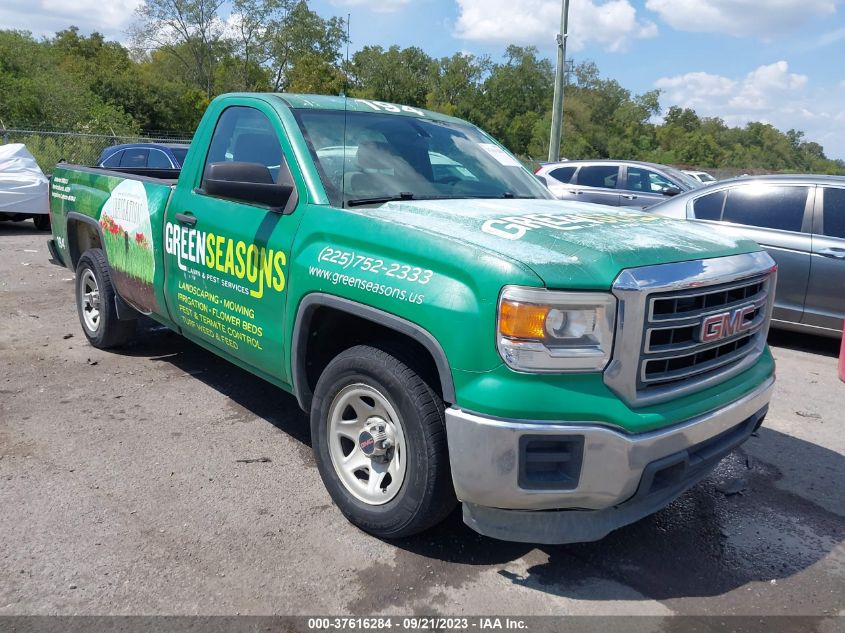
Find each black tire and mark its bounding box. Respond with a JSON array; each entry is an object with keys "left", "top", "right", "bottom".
[
  {"left": 32, "top": 215, "right": 50, "bottom": 231},
  {"left": 75, "top": 248, "right": 136, "bottom": 349},
  {"left": 310, "top": 344, "right": 456, "bottom": 538}
]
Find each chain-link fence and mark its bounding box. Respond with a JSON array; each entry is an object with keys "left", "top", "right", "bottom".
[{"left": 0, "top": 128, "right": 193, "bottom": 175}]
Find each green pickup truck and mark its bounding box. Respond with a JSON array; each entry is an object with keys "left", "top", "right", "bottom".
[{"left": 47, "top": 93, "right": 777, "bottom": 544}]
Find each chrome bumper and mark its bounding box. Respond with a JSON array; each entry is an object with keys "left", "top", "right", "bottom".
[{"left": 445, "top": 375, "right": 774, "bottom": 514}]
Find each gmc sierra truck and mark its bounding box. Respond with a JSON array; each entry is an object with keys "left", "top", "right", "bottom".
[{"left": 47, "top": 93, "right": 777, "bottom": 543}]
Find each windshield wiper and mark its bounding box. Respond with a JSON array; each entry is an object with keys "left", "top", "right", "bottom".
[{"left": 347, "top": 192, "right": 415, "bottom": 207}]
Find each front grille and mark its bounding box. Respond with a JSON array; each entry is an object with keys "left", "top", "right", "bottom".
[
  {"left": 605, "top": 252, "right": 777, "bottom": 407},
  {"left": 639, "top": 275, "right": 771, "bottom": 390}
]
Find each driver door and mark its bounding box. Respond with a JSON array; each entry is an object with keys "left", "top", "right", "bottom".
[{"left": 163, "top": 104, "right": 300, "bottom": 382}]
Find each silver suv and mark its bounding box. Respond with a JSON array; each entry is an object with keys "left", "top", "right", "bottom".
[
  {"left": 648, "top": 175, "right": 845, "bottom": 338},
  {"left": 536, "top": 159, "right": 701, "bottom": 208}
]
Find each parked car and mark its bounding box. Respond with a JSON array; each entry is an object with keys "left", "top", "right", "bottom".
[
  {"left": 683, "top": 170, "right": 717, "bottom": 184},
  {"left": 648, "top": 175, "right": 845, "bottom": 338},
  {"left": 536, "top": 159, "right": 701, "bottom": 208},
  {"left": 0, "top": 143, "right": 50, "bottom": 230},
  {"left": 96, "top": 143, "right": 190, "bottom": 169}
]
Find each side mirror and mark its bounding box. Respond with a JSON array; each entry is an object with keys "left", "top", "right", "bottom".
[
  {"left": 535, "top": 174, "right": 549, "bottom": 187},
  {"left": 663, "top": 186, "right": 681, "bottom": 197},
  {"left": 202, "top": 162, "right": 294, "bottom": 211}
]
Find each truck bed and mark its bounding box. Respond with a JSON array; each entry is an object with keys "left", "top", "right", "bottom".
[{"left": 57, "top": 164, "right": 181, "bottom": 185}]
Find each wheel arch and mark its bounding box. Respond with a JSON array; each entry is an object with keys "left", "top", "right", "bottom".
[
  {"left": 66, "top": 212, "right": 104, "bottom": 270},
  {"left": 292, "top": 293, "right": 456, "bottom": 412}
]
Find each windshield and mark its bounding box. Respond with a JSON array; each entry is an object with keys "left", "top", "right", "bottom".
[
  {"left": 664, "top": 166, "right": 702, "bottom": 189},
  {"left": 293, "top": 109, "right": 553, "bottom": 207}
]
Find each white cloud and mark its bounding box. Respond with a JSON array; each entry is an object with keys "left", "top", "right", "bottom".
[
  {"left": 0, "top": 0, "right": 142, "bottom": 38},
  {"left": 653, "top": 72, "right": 736, "bottom": 110},
  {"left": 454, "top": 0, "right": 658, "bottom": 52},
  {"left": 655, "top": 61, "right": 845, "bottom": 159},
  {"left": 728, "top": 61, "right": 808, "bottom": 110},
  {"left": 818, "top": 26, "right": 845, "bottom": 46},
  {"left": 656, "top": 62, "right": 808, "bottom": 113},
  {"left": 329, "top": 0, "right": 411, "bottom": 13},
  {"left": 645, "top": 0, "right": 838, "bottom": 38}
]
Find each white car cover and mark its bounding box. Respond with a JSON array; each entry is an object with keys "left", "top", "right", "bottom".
[{"left": 0, "top": 144, "right": 49, "bottom": 214}]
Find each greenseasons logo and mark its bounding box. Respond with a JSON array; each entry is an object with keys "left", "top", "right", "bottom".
[
  {"left": 164, "top": 222, "right": 286, "bottom": 299},
  {"left": 481, "top": 211, "right": 661, "bottom": 240}
]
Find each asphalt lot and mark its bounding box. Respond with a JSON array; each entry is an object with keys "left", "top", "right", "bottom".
[{"left": 1, "top": 220, "right": 843, "bottom": 620}]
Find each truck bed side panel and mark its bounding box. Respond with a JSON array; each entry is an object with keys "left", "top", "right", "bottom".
[{"left": 50, "top": 165, "right": 174, "bottom": 317}]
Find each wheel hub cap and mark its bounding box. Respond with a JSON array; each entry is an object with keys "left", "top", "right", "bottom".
[
  {"left": 358, "top": 417, "right": 394, "bottom": 462},
  {"left": 327, "top": 384, "right": 407, "bottom": 505}
]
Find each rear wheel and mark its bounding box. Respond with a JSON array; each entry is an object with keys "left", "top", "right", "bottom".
[
  {"left": 311, "top": 344, "right": 456, "bottom": 538},
  {"left": 75, "top": 249, "right": 135, "bottom": 348},
  {"left": 32, "top": 215, "right": 50, "bottom": 231}
]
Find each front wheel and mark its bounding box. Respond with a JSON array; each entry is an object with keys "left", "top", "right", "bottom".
[
  {"left": 75, "top": 249, "right": 136, "bottom": 349},
  {"left": 311, "top": 345, "right": 456, "bottom": 538}
]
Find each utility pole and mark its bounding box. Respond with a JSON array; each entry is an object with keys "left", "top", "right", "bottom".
[{"left": 548, "top": 0, "right": 570, "bottom": 162}]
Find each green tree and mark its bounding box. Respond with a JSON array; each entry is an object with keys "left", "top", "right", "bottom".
[
  {"left": 427, "top": 53, "right": 489, "bottom": 120},
  {"left": 130, "top": 0, "right": 226, "bottom": 98},
  {"left": 351, "top": 45, "right": 434, "bottom": 107}
]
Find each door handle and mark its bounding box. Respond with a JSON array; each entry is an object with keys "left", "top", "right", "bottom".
[
  {"left": 175, "top": 212, "right": 197, "bottom": 227},
  {"left": 568, "top": 190, "right": 583, "bottom": 195},
  {"left": 622, "top": 194, "right": 638, "bottom": 200},
  {"left": 818, "top": 247, "right": 845, "bottom": 259}
]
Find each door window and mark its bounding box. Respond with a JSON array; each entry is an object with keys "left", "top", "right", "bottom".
[
  {"left": 203, "top": 106, "right": 290, "bottom": 185},
  {"left": 549, "top": 166, "right": 576, "bottom": 184},
  {"left": 120, "top": 148, "right": 149, "bottom": 168},
  {"left": 691, "top": 191, "right": 726, "bottom": 220},
  {"left": 627, "top": 167, "right": 675, "bottom": 193},
  {"left": 147, "top": 149, "right": 173, "bottom": 169},
  {"left": 576, "top": 165, "right": 618, "bottom": 189},
  {"left": 722, "top": 185, "right": 809, "bottom": 232},
  {"left": 821, "top": 187, "right": 845, "bottom": 239},
  {"left": 101, "top": 150, "right": 123, "bottom": 168}
]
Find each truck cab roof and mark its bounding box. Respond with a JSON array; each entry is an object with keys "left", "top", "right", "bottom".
[{"left": 228, "top": 93, "right": 464, "bottom": 123}]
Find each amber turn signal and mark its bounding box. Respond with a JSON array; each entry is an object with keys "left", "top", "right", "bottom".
[{"left": 499, "top": 300, "right": 549, "bottom": 340}]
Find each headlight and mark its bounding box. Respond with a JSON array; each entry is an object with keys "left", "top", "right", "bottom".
[{"left": 497, "top": 286, "right": 616, "bottom": 372}]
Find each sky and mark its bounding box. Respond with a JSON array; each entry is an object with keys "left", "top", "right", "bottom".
[{"left": 2, "top": 0, "right": 845, "bottom": 159}]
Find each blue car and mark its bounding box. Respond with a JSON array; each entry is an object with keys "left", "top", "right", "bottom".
[{"left": 96, "top": 143, "right": 190, "bottom": 169}]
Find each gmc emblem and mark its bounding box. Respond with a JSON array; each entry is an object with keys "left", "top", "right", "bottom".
[{"left": 700, "top": 305, "right": 756, "bottom": 343}]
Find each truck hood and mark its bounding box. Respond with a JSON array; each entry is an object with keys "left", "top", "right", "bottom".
[{"left": 367, "top": 198, "right": 760, "bottom": 289}]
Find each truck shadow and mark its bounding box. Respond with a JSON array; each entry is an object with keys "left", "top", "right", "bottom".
[
  {"left": 120, "top": 319, "right": 843, "bottom": 604},
  {"left": 387, "top": 428, "right": 845, "bottom": 603},
  {"left": 118, "top": 319, "right": 312, "bottom": 446},
  {"left": 768, "top": 329, "right": 841, "bottom": 358},
  {"left": 0, "top": 220, "right": 47, "bottom": 236}
]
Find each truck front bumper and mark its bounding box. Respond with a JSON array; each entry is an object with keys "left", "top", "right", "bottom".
[{"left": 445, "top": 375, "right": 774, "bottom": 544}]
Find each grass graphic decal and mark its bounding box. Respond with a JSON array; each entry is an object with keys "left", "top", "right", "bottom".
[{"left": 99, "top": 180, "right": 158, "bottom": 312}]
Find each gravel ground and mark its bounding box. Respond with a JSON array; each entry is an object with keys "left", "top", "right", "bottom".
[{"left": 1, "top": 221, "right": 843, "bottom": 620}]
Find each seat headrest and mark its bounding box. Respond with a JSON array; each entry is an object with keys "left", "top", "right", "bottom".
[
  {"left": 232, "top": 133, "right": 281, "bottom": 166},
  {"left": 356, "top": 141, "right": 396, "bottom": 170}
]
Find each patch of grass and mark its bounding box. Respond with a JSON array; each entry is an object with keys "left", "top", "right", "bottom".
[{"left": 100, "top": 214, "right": 154, "bottom": 282}]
